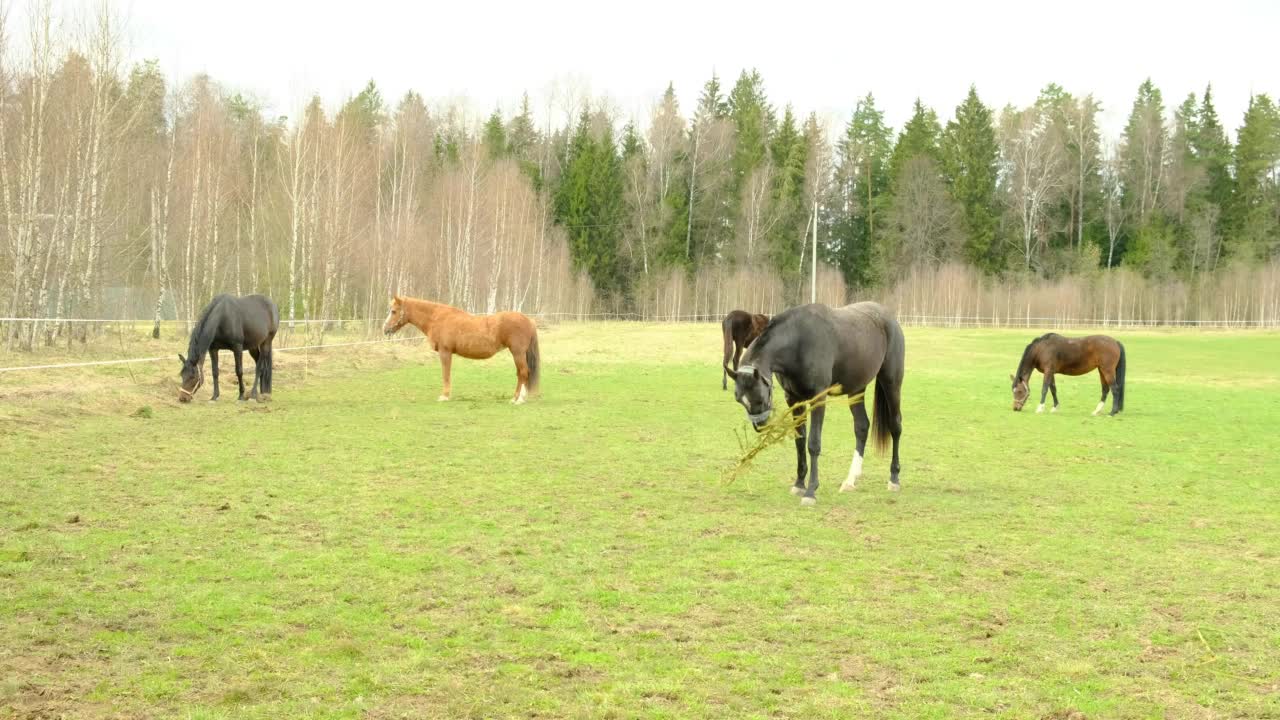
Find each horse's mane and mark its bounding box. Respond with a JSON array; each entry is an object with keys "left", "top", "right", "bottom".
[
  {"left": 744, "top": 313, "right": 782, "bottom": 362},
  {"left": 1015, "top": 333, "right": 1060, "bottom": 380},
  {"left": 187, "top": 295, "right": 227, "bottom": 360},
  {"left": 401, "top": 296, "right": 466, "bottom": 318}
]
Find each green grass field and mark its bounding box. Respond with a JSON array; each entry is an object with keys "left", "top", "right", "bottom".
[{"left": 2, "top": 324, "right": 1278, "bottom": 719}]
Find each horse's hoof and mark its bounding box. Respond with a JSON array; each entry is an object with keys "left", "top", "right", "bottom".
[
  {"left": 512, "top": 396, "right": 527, "bottom": 405},
  {"left": 1050, "top": 406, "right": 1058, "bottom": 414},
  {"left": 259, "top": 394, "right": 271, "bottom": 403},
  {"left": 800, "top": 496, "right": 817, "bottom": 507},
  {"left": 1035, "top": 404, "right": 1045, "bottom": 414},
  {"left": 790, "top": 486, "right": 804, "bottom": 496},
  {"left": 839, "top": 481, "right": 857, "bottom": 493},
  {"left": 887, "top": 482, "right": 901, "bottom": 492},
  {"left": 437, "top": 395, "right": 450, "bottom": 402}
]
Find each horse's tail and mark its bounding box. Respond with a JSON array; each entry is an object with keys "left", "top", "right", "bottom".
[
  {"left": 526, "top": 327, "right": 540, "bottom": 394},
  {"left": 1113, "top": 341, "right": 1126, "bottom": 412},
  {"left": 871, "top": 319, "right": 905, "bottom": 453},
  {"left": 722, "top": 318, "right": 734, "bottom": 389},
  {"left": 872, "top": 378, "right": 892, "bottom": 454}
]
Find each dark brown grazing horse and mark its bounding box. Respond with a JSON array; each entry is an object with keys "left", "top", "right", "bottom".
[
  {"left": 722, "top": 310, "right": 769, "bottom": 390},
  {"left": 384, "top": 295, "right": 540, "bottom": 404},
  {"left": 177, "top": 294, "right": 278, "bottom": 403},
  {"left": 1011, "top": 333, "right": 1126, "bottom": 415}
]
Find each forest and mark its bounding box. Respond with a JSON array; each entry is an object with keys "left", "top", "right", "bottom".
[{"left": 3, "top": 6, "right": 1279, "bottom": 350}]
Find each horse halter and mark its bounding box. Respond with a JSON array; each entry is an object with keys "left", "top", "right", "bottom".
[
  {"left": 178, "top": 362, "right": 204, "bottom": 399},
  {"left": 386, "top": 302, "right": 408, "bottom": 331}
]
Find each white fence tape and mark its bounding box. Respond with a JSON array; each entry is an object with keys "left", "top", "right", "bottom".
[
  {"left": 0, "top": 336, "right": 423, "bottom": 375},
  {"left": 5, "top": 313, "right": 1276, "bottom": 326}
]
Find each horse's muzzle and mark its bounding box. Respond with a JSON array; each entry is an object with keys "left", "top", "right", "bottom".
[{"left": 748, "top": 410, "right": 771, "bottom": 430}]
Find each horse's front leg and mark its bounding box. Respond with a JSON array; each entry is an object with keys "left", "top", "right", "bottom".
[
  {"left": 841, "top": 402, "right": 870, "bottom": 492},
  {"left": 785, "top": 393, "right": 807, "bottom": 496},
  {"left": 438, "top": 349, "right": 452, "bottom": 401},
  {"left": 233, "top": 348, "right": 246, "bottom": 400},
  {"left": 801, "top": 405, "right": 826, "bottom": 506},
  {"left": 209, "top": 351, "right": 220, "bottom": 401},
  {"left": 1037, "top": 370, "right": 1054, "bottom": 413}
]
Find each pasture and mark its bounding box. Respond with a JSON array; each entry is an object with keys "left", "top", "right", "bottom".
[{"left": 2, "top": 323, "right": 1278, "bottom": 719}]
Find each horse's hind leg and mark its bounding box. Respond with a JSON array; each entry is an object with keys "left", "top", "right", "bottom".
[
  {"left": 511, "top": 346, "right": 530, "bottom": 404},
  {"left": 209, "top": 350, "right": 220, "bottom": 401},
  {"left": 233, "top": 348, "right": 246, "bottom": 400},
  {"left": 841, "top": 402, "right": 870, "bottom": 492},
  {"left": 1095, "top": 369, "right": 1112, "bottom": 416},
  {"left": 1049, "top": 378, "right": 1060, "bottom": 413},
  {"left": 248, "top": 348, "right": 261, "bottom": 400},
  {"left": 887, "top": 387, "right": 903, "bottom": 491}
]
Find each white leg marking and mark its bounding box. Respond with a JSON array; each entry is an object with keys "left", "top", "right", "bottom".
[
  {"left": 437, "top": 395, "right": 450, "bottom": 402},
  {"left": 790, "top": 486, "right": 805, "bottom": 496},
  {"left": 1050, "top": 405, "right": 1058, "bottom": 413},
  {"left": 840, "top": 451, "right": 863, "bottom": 492},
  {"left": 1093, "top": 401, "right": 1105, "bottom": 416},
  {"left": 513, "top": 384, "right": 528, "bottom": 405},
  {"left": 1035, "top": 403, "right": 1045, "bottom": 414},
  {"left": 887, "top": 482, "right": 900, "bottom": 492},
  {"left": 800, "top": 496, "right": 817, "bottom": 507}
]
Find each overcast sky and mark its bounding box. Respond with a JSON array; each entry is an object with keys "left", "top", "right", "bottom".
[{"left": 38, "top": 0, "right": 1280, "bottom": 141}]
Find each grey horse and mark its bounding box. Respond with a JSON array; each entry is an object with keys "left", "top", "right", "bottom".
[{"left": 725, "top": 302, "right": 905, "bottom": 506}]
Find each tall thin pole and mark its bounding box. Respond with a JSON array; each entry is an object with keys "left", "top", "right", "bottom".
[{"left": 810, "top": 200, "right": 818, "bottom": 304}]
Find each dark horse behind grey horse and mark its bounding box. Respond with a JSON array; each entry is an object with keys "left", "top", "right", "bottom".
[
  {"left": 721, "top": 309, "right": 769, "bottom": 390},
  {"left": 177, "top": 294, "right": 279, "bottom": 403},
  {"left": 725, "top": 302, "right": 905, "bottom": 506}
]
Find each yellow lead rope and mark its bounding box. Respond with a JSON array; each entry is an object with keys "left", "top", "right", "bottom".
[{"left": 724, "top": 384, "right": 866, "bottom": 483}]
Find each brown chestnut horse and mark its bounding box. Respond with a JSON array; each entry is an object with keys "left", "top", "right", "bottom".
[
  {"left": 721, "top": 310, "right": 769, "bottom": 390},
  {"left": 1011, "top": 333, "right": 1126, "bottom": 415},
  {"left": 383, "top": 295, "right": 540, "bottom": 404}
]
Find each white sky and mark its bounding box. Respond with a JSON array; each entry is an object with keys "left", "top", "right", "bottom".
[{"left": 35, "top": 0, "right": 1280, "bottom": 141}]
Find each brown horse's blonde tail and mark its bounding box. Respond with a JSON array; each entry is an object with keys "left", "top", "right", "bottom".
[{"left": 526, "top": 329, "right": 540, "bottom": 394}]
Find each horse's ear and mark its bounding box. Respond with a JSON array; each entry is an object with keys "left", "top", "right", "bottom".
[
  {"left": 724, "top": 364, "right": 738, "bottom": 380},
  {"left": 751, "top": 367, "right": 762, "bottom": 381},
  {"left": 1009, "top": 374, "right": 1015, "bottom": 383},
  {"left": 178, "top": 353, "right": 186, "bottom": 364}
]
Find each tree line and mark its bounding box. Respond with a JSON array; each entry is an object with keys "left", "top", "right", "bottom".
[{"left": 2, "top": 8, "right": 1278, "bottom": 349}]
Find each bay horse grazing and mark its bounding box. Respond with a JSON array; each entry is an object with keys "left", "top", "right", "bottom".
[
  {"left": 721, "top": 310, "right": 769, "bottom": 390},
  {"left": 383, "top": 295, "right": 540, "bottom": 404},
  {"left": 726, "top": 302, "right": 906, "bottom": 506},
  {"left": 177, "top": 294, "right": 278, "bottom": 403},
  {"left": 1011, "top": 333, "right": 1126, "bottom": 415}
]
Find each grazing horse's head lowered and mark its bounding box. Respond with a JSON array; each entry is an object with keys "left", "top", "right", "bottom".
[
  {"left": 383, "top": 296, "right": 408, "bottom": 335},
  {"left": 177, "top": 354, "right": 203, "bottom": 403},
  {"left": 726, "top": 364, "right": 773, "bottom": 431},
  {"left": 1010, "top": 374, "right": 1030, "bottom": 411}
]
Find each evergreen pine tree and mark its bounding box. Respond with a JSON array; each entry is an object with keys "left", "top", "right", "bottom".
[{"left": 941, "top": 86, "right": 1001, "bottom": 272}]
